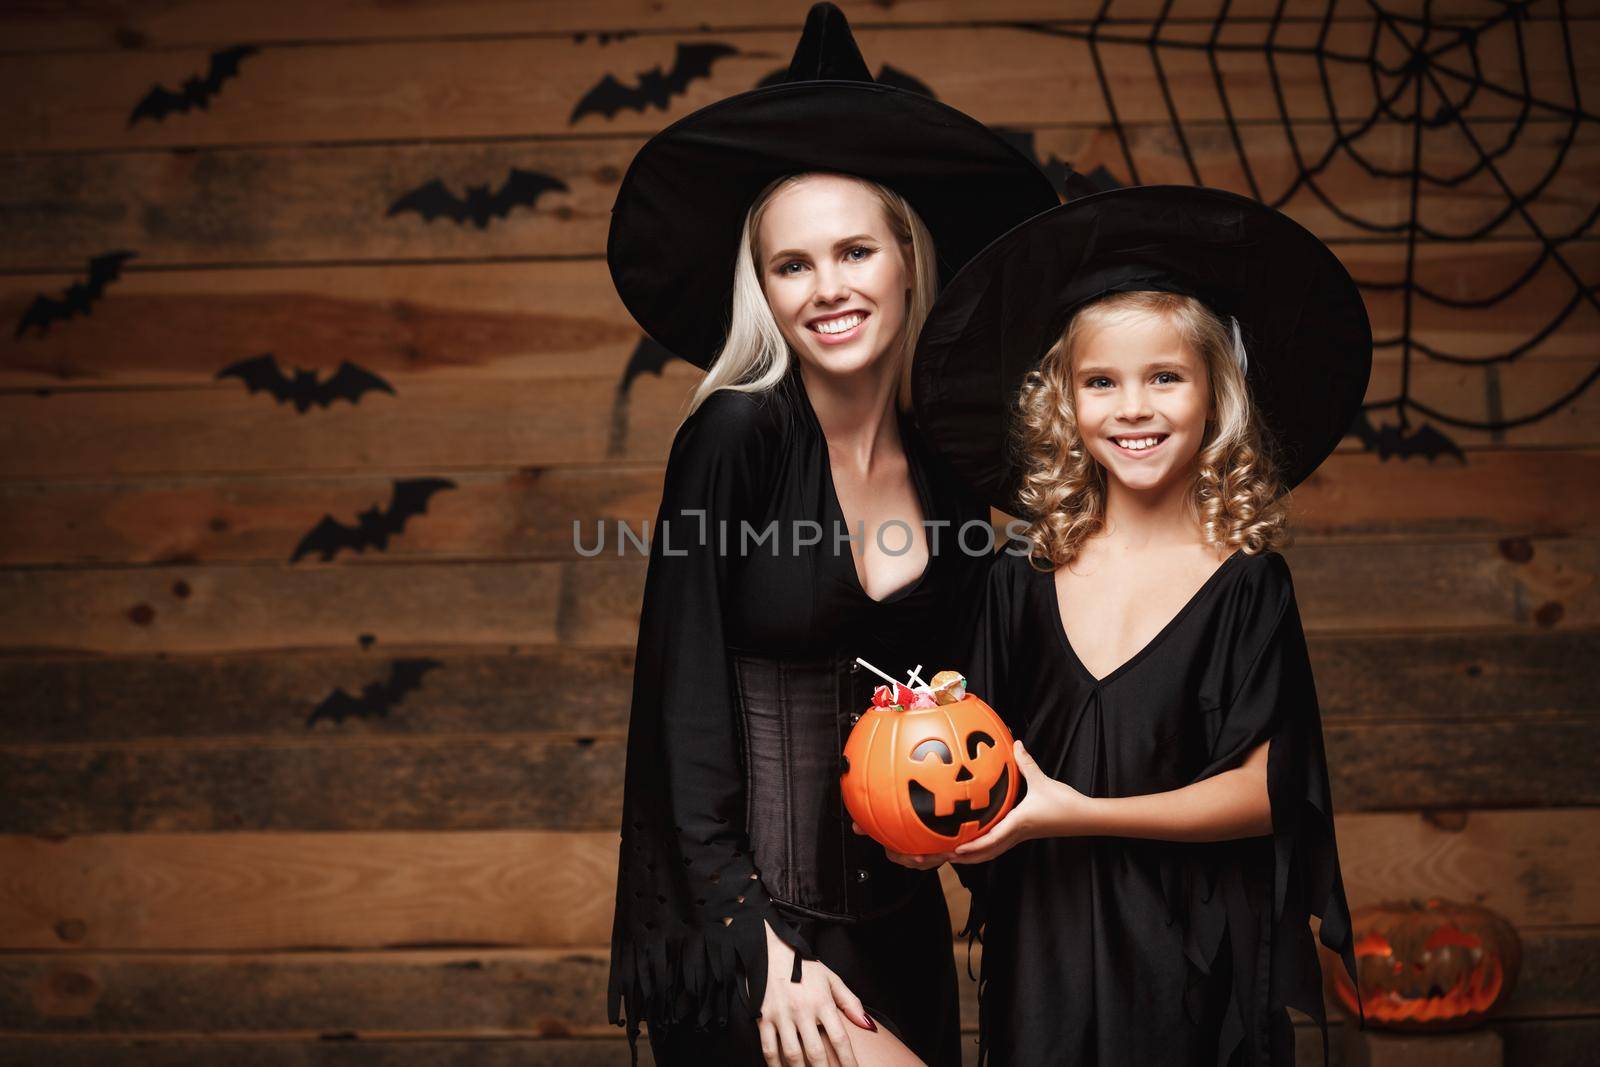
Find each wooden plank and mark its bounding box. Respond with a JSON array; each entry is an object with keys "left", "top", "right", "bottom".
[
  {"left": 5, "top": 0, "right": 1586, "bottom": 53},
  {"left": 1308, "top": 630, "right": 1600, "bottom": 722},
  {"left": 0, "top": 833, "right": 621, "bottom": 954},
  {"left": 0, "top": 735, "right": 631, "bottom": 834},
  {"left": 4, "top": 120, "right": 1595, "bottom": 271},
  {"left": 3, "top": 539, "right": 1594, "bottom": 656},
  {"left": 0, "top": 260, "right": 646, "bottom": 389},
  {"left": 2, "top": 811, "right": 1594, "bottom": 951},
  {"left": 0, "top": 373, "right": 698, "bottom": 478},
  {"left": 1, "top": 18, "right": 1589, "bottom": 151},
  {"left": 1, "top": 449, "right": 1594, "bottom": 567},
  {"left": 0, "top": 467, "right": 667, "bottom": 566},
  {"left": 0, "top": 924, "right": 1593, "bottom": 1037},
  {"left": 0, "top": 647, "right": 637, "bottom": 744},
  {"left": 1291, "top": 451, "right": 1600, "bottom": 543},
  {"left": 3, "top": 244, "right": 1593, "bottom": 392},
  {"left": 0, "top": 559, "right": 643, "bottom": 655},
  {"left": 4, "top": 703, "right": 1599, "bottom": 832},
  {"left": 1279, "top": 537, "right": 1600, "bottom": 634},
  {"left": 0, "top": 630, "right": 1593, "bottom": 747}
]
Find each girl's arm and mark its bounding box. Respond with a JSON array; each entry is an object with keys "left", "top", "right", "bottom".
[{"left": 949, "top": 738, "right": 1272, "bottom": 864}]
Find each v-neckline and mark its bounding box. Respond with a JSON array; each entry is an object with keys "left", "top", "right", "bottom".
[
  {"left": 795, "top": 372, "right": 934, "bottom": 606},
  {"left": 1050, "top": 548, "right": 1244, "bottom": 687}
]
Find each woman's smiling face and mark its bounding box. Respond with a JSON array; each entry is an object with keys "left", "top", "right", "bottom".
[
  {"left": 756, "top": 174, "right": 911, "bottom": 380},
  {"left": 1071, "top": 310, "right": 1212, "bottom": 495}
]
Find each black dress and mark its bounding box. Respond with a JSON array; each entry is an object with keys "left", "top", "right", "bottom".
[
  {"left": 608, "top": 370, "right": 988, "bottom": 1066},
  {"left": 963, "top": 547, "right": 1358, "bottom": 1066}
]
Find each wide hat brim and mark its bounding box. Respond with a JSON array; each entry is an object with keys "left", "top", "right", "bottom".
[
  {"left": 911, "top": 185, "right": 1373, "bottom": 513},
  {"left": 607, "top": 80, "right": 1060, "bottom": 368}
]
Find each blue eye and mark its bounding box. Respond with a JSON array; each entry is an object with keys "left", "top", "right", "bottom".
[
  {"left": 1085, "top": 376, "right": 1113, "bottom": 389},
  {"left": 777, "top": 261, "right": 806, "bottom": 276},
  {"left": 846, "top": 246, "right": 872, "bottom": 262},
  {"left": 1154, "top": 371, "right": 1183, "bottom": 384}
]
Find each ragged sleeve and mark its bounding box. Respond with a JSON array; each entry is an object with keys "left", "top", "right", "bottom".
[
  {"left": 607, "top": 390, "right": 810, "bottom": 1056},
  {"left": 1189, "top": 551, "right": 1359, "bottom": 1066}
]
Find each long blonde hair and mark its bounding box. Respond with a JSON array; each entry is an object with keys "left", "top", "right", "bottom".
[
  {"left": 686, "top": 172, "right": 938, "bottom": 416},
  {"left": 1014, "top": 290, "right": 1289, "bottom": 568}
]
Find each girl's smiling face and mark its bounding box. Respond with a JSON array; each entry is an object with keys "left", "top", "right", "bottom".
[
  {"left": 756, "top": 174, "right": 911, "bottom": 380},
  {"left": 1072, "top": 311, "right": 1211, "bottom": 494}
]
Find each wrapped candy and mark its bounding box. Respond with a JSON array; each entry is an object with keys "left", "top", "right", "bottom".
[
  {"left": 871, "top": 683, "right": 918, "bottom": 710},
  {"left": 930, "top": 670, "right": 967, "bottom": 705}
]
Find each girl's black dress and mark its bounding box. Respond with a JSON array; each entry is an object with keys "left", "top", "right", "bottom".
[
  {"left": 963, "top": 547, "right": 1358, "bottom": 1066},
  {"left": 609, "top": 371, "right": 988, "bottom": 1066}
]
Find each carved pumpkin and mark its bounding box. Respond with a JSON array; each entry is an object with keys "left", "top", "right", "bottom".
[
  {"left": 1329, "top": 898, "right": 1521, "bottom": 1030},
  {"left": 841, "top": 694, "right": 1019, "bottom": 855}
]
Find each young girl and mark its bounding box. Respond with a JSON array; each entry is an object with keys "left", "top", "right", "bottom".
[
  {"left": 605, "top": 5, "right": 1056, "bottom": 1066},
  {"left": 908, "top": 187, "right": 1370, "bottom": 1065}
]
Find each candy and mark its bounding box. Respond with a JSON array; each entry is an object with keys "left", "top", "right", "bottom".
[
  {"left": 871, "top": 684, "right": 899, "bottom": 709},
  {"left": 929, "top": 670, "right": 967, "bottom": 705}
]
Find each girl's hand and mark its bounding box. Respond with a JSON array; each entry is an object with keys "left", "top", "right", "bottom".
[
  {"left": 850, "top": 821, "right": 954, "bottom": 871},
  {"left": 949, "top": 740, "right": 1099, "bottom": 864},
  {"left": 758, "top": 920, "right": 874, "bottom": 1067}
]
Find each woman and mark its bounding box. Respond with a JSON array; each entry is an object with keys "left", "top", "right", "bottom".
[{"left": 604, "top": 5, "right": 1058, "bottom": 1066}]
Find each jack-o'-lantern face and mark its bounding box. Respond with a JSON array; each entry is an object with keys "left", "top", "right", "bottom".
[
  {"left": 906, "top": 727, "right": 1010, "bottom": 837},
  {"left": 1327, "top": 898, "right": 1522, "bottom": 1031},
  {"left": 841, "top": 694, "right": 1020, "bottom": 856}
]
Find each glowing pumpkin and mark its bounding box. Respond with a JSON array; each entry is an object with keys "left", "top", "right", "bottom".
[
  {"left": 1329, "top": 898, "right": 1521, "bottom": 1030},
  {"left": 841, "top": 694, "right": 1019, "bottom": 855}
]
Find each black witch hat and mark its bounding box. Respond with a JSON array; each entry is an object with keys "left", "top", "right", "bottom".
[
  {"left": 912, "top": 185, "right": 1374, "bottom": 511},
  {"left": 606, "top": 2, "right": 1059, "bottom": 368}
]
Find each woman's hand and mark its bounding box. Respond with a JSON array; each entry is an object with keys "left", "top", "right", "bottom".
[
  {"left": 949, "top": 740, "right": 1100, "bottom": 864},
  {"left": 758, "top": 919, "right": 875, "bottom": 1067}
]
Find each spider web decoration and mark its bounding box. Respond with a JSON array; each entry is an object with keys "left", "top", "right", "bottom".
[{"left": 1015, "top": 0, "right": 1599, "bottom": 461}]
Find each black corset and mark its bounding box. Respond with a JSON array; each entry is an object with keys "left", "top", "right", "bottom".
[{"left": 730, "top": 650, "right": 928, "bottom": 921}]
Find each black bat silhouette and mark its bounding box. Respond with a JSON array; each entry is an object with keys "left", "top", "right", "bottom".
[
  {"left": 387, "top": 169, "right": 569, "bottom": 229},
  {"left": 617, "top": 334, "right": 680, "bottom": 396},
  {"left": 292, "top": 478, "right": 457, "bottom": 563},
  {"left": 14, "top": 251, "right": 136, "bottom": 339},
  {"left": 306, "top": 657, "right": 443, "bottom": 727},
  {"left": 128, "top": 45, "right": 258, "bottom": 125},
  {"left": 570, "top": 42, "right": 739, "bottom": 123},
  {"left": 992, "top": 129, "right": 1124, "bottom": 202},
  {"left": 608, "top": 335, "right": 682, "bottom": 457},
  {"left": 217, "top": 354, "right": 396, "bottom": 413},
  {"left": 1349, "top": 411, "right": 1466, "bottom": 462},
  {"left": 573, "top": 30, "right": 636, "bottom": 45}
]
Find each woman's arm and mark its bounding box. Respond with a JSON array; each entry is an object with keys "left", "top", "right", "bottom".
[{"left": 949, "top": 738, "right": 1272, "bottom": 864}]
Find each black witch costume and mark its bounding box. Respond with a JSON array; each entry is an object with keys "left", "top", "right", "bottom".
[
  {"left": 604, "top": 5, "right": 1058, "bottom": 1063},
  {"left": 911, "top": 187, "right": 1373, "bottom": 1065}
]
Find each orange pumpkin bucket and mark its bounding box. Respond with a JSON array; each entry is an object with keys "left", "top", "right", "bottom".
[{"left": 840, "top": 667, "right": 1019, "bottom": 856}]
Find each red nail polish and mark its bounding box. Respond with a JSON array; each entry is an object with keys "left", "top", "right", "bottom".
[{"left": 861, "top": 1015, "right": 878, "bottom": 1032}]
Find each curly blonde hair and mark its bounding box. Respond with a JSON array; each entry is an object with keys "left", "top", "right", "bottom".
[{"left": 1014, "top": 290, "right": 1289, "bottom": 568}]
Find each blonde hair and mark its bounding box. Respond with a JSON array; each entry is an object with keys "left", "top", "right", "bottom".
[
  {"left": 1014, "top": 290, "right": 1289, "bottom": 568},
  {"left": 686, "top": 172, "right": 938, "bottom": 416}
]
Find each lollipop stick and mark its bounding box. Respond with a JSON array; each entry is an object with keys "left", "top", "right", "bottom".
[
  {"left": 854, "top": 657, "right": 903, "bottom": 690},
  {"left": 907, "top": 664, "right": 930, "bottom": 690}
]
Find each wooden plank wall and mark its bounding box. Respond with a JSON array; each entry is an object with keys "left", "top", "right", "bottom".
[{"left": 1, "top": 1, "right": 1596, "bottom": 1063}]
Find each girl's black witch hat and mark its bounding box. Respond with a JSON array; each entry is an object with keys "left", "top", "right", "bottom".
[{"left": 912, "top": 185, "right": 1374, "bottom": 511}]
